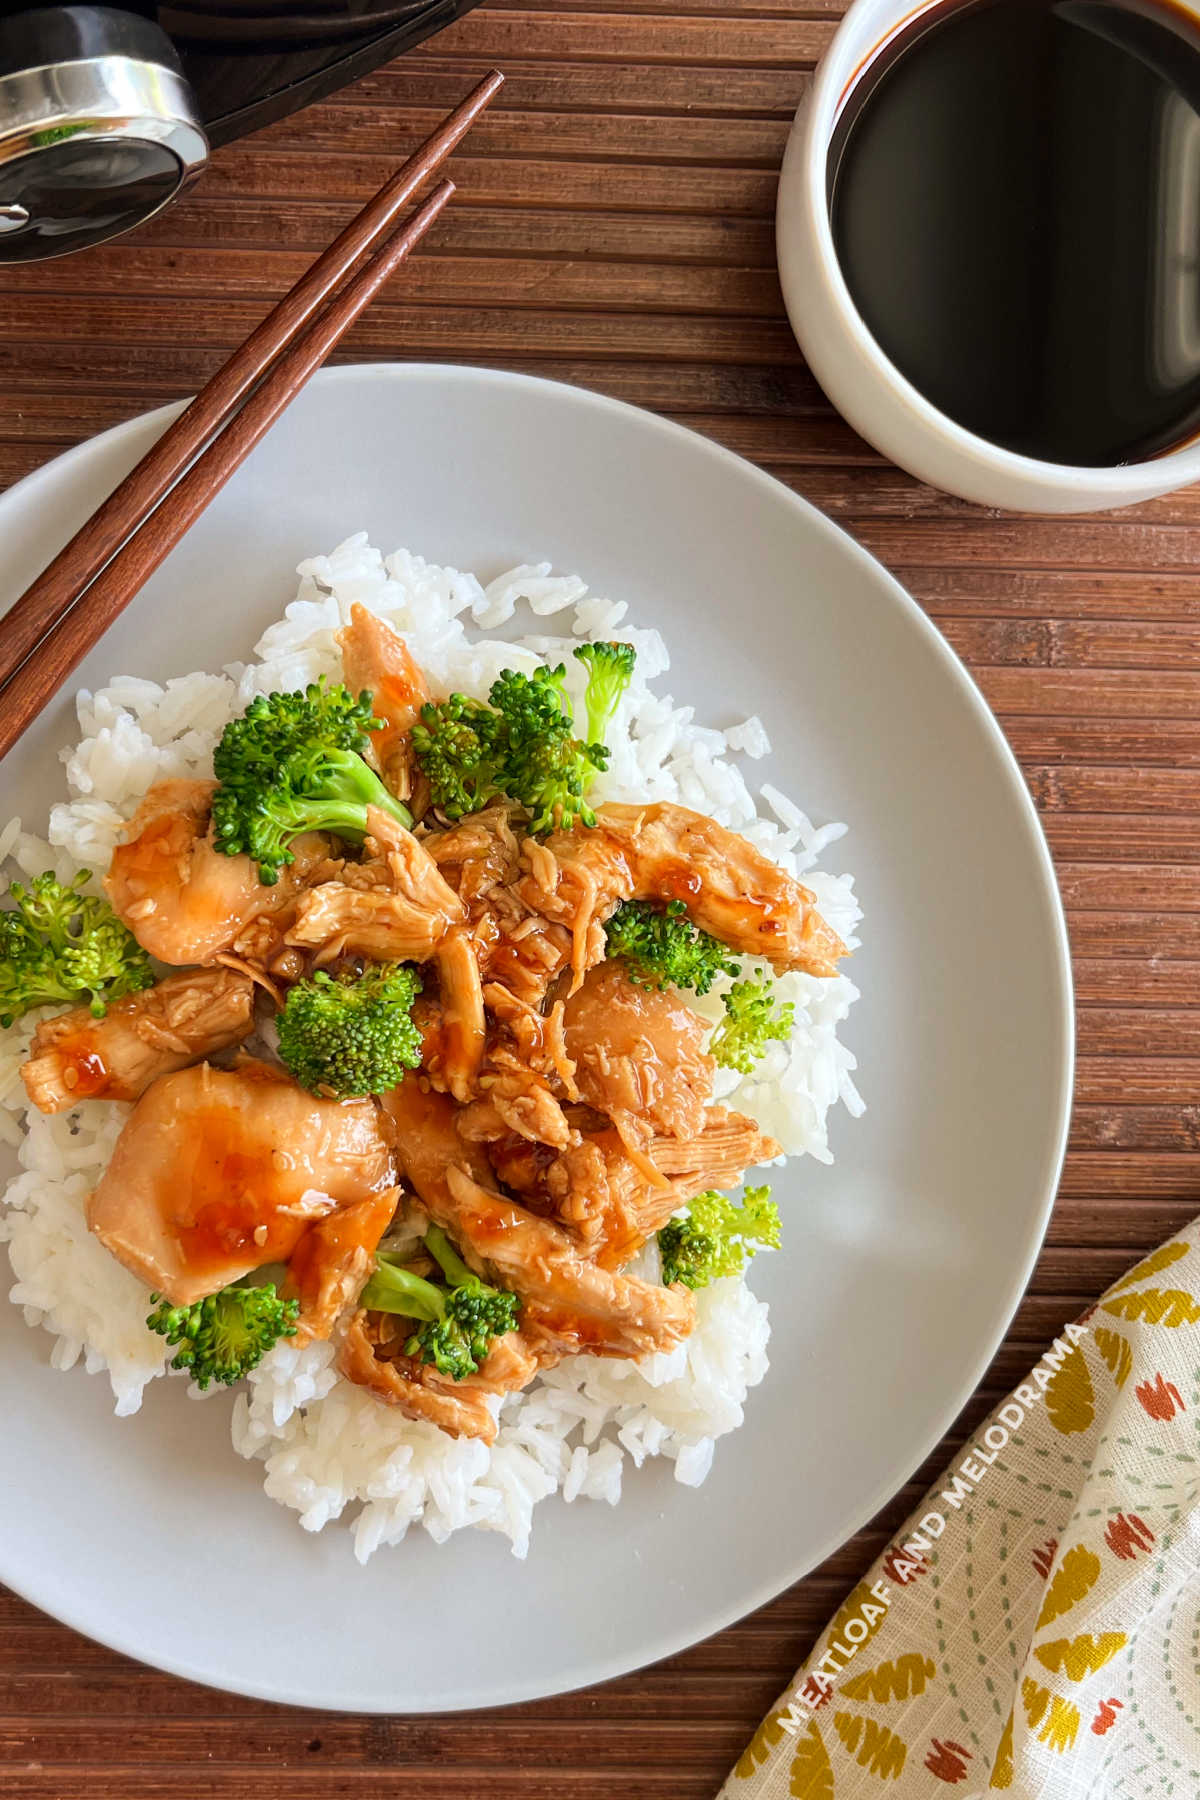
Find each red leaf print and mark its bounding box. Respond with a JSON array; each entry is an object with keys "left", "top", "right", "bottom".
[
  {"left": 1091, "top": 1698, "right": 1123, "bottom": 1736},
  {"left": 1104, "top": 1513, "right": 1155, "bottom": 1560},
  {"left": 1135, "top": 1374, "right": 1185, "bottom": 1420},
  {"left": 925, "top": 1740, "right": 973, "bottom": 1782},
  {"left": 795, "top": 1674, "right": 833, "bottom": 1713},
  {"left": 1032, "top": 1537, "right": 1058, "bottom": 1581},
  {"left": 881, "top": 1543, "right": 928, "bottom": 1585}
]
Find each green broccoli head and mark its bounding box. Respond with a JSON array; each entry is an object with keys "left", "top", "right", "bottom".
[
  {"left": 360, "top": 1226, "right": 520, "bottom": 1381},
  {"left": 411, "top": 648, "right": 636, "bottom": 835},
  {"left": 603, "top": 898, "right": 740, "bottom": 997},
  {"left": 0, "top": 870, "right": 154, "bottom": 1028},
  {"left": 658, "top": 1186, "right": 780, "bottom": 1291},
  {"left": 211, "top": 678, "right": 413, "bottom": 884},
  {"left": 276, "top": 962, "right": 422, "bottom": 1099},
  {"left": 709, "top": 977, "right": 796, "bottom": 1075},
  {"left": 483, "top": 663, "right": 606, "bottom": 834},
  {"left": 409, "top": 692, "right": 506, "bottom": 820},
  {"left": 147, "top": 1281, "right": 299, "bottom": 1389},
  {"left": 573, "top": 640, "right": 636, "bottom": 748}
]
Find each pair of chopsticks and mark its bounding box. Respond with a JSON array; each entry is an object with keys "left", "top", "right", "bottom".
[{"left": 0, "top": 69, "right": 504, "bottom": 765}]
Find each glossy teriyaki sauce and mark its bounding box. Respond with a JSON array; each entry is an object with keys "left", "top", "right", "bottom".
[{"left": 828, "top": 0, "right": 1200, "bottom": 465}]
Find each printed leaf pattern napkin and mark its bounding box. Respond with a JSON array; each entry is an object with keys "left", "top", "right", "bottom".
[{"left": 720, "top": 1224, "right": 1200, "bottom": 1798}]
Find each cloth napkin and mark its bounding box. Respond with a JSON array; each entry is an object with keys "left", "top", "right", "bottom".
[{"left": 720, "top": 1221, "right": 1200, "bottom": 1798}]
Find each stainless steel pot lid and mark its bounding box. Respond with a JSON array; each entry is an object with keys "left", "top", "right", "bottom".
[{"left": 0, "top": 6, "right": 207, "bottom": 262}]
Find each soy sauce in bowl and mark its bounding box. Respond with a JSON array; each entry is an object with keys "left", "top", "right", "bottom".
[{"left": 828, "top": 0, "right": 1200, "bottom": 466}]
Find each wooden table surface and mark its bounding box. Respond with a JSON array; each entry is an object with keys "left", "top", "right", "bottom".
[{"left": 1, "top": 4, "right": 1196, "bottom": 1795}]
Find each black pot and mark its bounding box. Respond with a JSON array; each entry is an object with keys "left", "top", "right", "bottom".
[{"left": 0, "top": 1, "right": 482, "bottom": 261}]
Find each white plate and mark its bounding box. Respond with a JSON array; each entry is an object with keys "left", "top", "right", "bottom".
[{"left": 0, "top": 364, "right": 1072, "bottom": 1712}]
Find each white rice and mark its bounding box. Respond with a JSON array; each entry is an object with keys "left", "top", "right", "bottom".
[{"left": 0, "top": 536, "right": 862, "bottom": 1560}]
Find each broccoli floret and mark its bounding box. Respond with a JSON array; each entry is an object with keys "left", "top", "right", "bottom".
[
  {"left": 487, "top": 663, "right": 603, "bottom": 833},
  {"left": 211, "top": 678, "right": 413, "bottom": 884},
  {"left": 658, "top": 1186, "right": 780, "bottom": 1290},
  {"left": 412, "top": 645, "right": 636, "bottom": 835},
  {"left": 573, "top": 640, "right": 636, "bottom": 748},
  {"left": 604, "top": 898, "right": 739, "bottom": 997},
  {"left": 409, "top": 691, "right": 506, "bottom": 821},
  {"left": 276, "top": 962, "right": 422, "bottom": 1098},
  {"left": 147, "top": 1281, "right": 298, "bottom": 1389},
  {"left": 360, "top": 1225, "right": 520, "bottom": 1380},
  {"left": 709, "top": 977, "right": 795, "bottom": 1074},
  {"left": 0, "top": 870, "right": 154, "bottom": 1028}
]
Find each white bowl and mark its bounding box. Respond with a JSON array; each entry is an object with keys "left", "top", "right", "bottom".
[{"left": 775, "top": 0, "right": 1200, "bottom": 513}]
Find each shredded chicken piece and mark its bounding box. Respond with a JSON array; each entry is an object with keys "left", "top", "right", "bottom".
[
  {"left": 483, "top": 983, "right": 577, "bottom": 1096},
  {"left": 431, "top": 926, "right": 486, "bottom": 1101},
  {"left": 339, "top": 1309, "right": 543, "bottom": 1443},
  {"left": 561, "top": 959, "right": 714, "bottom": 1143},
  {"left": 21, "top": 967, "right": 255, "bottom": 1114},
  {"left": 338, "top": 605, "right": 431, "bottom": 803},
  {"left": 378, "top": 1079, "right": 694, "bottom": 1357},
  {"left": 424, "top": 804, "right": 579, "bottom": 1006},
  {"left": 649, "top": 1105, "right": 781, "bottom": 1193},
  {"left": 442, "top": 1163, "right": 695, "bottom": 1357},
  {"left": 526, "top": 801, "right": 847, "bottom": 980},
  {"left": 86, "top": 1058, "right": 393, "bottom": 1305},
  {"left": 485, "top": 1126, "right": 643, "bottom": 1262},
  {"left": 283, "top": 1187, "right": 400, "bottom": 1342},
  {"left": 426, "top": 803, "right": 522, "bottom": 902},
  {"left": 284, "top": 884, "right": 444, "bottom": 965},
  {"left": 105, "top": 778, "right": 331, "bottom": 966},
  {"left": 485, "top": 1104, "right": 780, "bottom": 1267},
  {"left": 466, "top": 1066, "right": 573, "bottom": 1148},
  {"left": 284, "top": 804, "right": 463, "bottom": 967}
]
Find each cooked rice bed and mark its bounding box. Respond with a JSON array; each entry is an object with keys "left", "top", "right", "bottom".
[{"left": 0, "top": 538, "right": 862, "bottom": 1559}]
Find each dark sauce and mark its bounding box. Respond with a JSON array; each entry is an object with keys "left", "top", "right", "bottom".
[{"left": 828, "top": 0, "right": 1200, "bottom": 465}]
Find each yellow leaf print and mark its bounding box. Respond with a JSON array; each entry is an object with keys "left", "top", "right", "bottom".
[
  {"left": 1036, "top": 1545, "right": 1101, "bottom": 1628},
  {"left": 1104, "top": 1239, "right": 1189, "bottom": 1297},
  {"left": 1022, "top": 1677, "right": 1051, "bottom": 1729},
  {"left": 790, "top": 1722, "right": 835, "bottom": 1800},
  {"left": 1034, "top": 1632, "right": 1127, "bottom": 1681},
  {"left": 1020, "top": 1680, "right": 1080, "bottom": 1751},
  {"left": 735, "top": 1710, "right": 786, "bottom": 1779},
  {"left": 1045, "top": 1345, "right": 1095, "bottom": 1435},
  {"left": 1102, "top": 1287, "right": 1200, "bottom": 1327},
  {"left": 988, "top": 1711, "right": 1014, "bottom": 1790},
  {"left": 841, "top": 1653, "right": 936, "bottom": 1704},
  {"left": 1093, "top": 1326, "right": 1133, "bottom": 1388},
  {"left": 1040, "top": 1698, "right": 1081, "bottom": 1753},
  {"left": 833, "top": 1712, "right": 907, "bottom": 1778}
]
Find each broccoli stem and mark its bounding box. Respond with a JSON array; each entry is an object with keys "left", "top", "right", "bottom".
[
  {"left": 423, "top": 1225, "right": 474, "bottom": 1288},
  {"left": 362, "top": 1254, "right": 446, "bottom": 1322},
  {"left": 298, "top": 748, "right": 413, "bottom": 833}
]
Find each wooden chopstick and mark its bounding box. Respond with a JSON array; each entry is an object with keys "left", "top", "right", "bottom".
[
  {"left": 0, "top": 178, "right": 455, "bottom": 765},
  {"left": 0, "top": 68, "right": 503, "bottom": 696}
]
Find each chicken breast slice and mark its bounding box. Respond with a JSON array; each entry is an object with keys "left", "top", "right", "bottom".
[
  {"left": 21, "top": 967, "right": 256, "bottom": 1114},
  {"left": 561, "top": 959, "right": 714, "bottom": 1143},
  {"left": 105, "top": 778, "right": 330, "bottom": 966},
  {"left": 529, "top": 800, "right": 846, "bottom": 978},
  {"left": 338, "top": 604, "right": 430, "bottom": 802},
  {"left": 283, "top": 1187, "right": 400, "bottom": 1342},
  {"left": 87, "top": 1058, "right": 393, "bottom": 1305}
]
